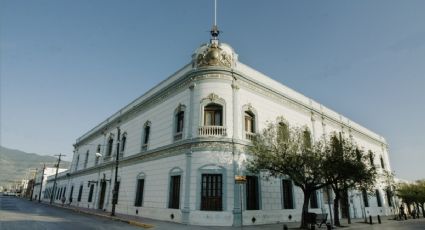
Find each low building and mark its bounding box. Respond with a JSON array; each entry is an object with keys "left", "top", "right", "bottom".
[
  {"left": 32, "top": 167, "right": 67, "bottom": 201},
  {"left": 44, "top": 25, "right": 393, "bottom": 226}
]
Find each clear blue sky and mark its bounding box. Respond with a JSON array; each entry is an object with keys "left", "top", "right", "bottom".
[{"left": 1, "top": 0, "right": 424, "bottom": 181}]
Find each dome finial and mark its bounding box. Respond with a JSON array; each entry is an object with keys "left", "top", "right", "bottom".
[{"left": 210, "top": 0, "right": 219, "bottom": 40}]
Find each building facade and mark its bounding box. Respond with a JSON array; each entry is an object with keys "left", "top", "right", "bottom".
[
  {"left": 32, "top": 167, "right": 67, "bottom": 201},
  {"left": 43, "top": 31, "right": 393, "bottom": 226}
]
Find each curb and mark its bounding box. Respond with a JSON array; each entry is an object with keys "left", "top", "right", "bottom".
[{"left": 46, "top": 202, "right": 154, "bottom": 229}]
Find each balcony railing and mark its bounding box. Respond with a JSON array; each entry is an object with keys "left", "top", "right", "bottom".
[
  {"left": 198, "top": 126, "right": 227, "bottom": 137},
  {"left": 245, "top": 132, "right": 256, "bottom": 141}
]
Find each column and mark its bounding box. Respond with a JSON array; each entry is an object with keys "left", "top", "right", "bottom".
[
  {"left": 232, "top": 82, "right": 240, "bottom": 139},
  {"left": 187, "top": 83, "right": 196, "bottom": 139},
  {"left": 182, "top": 150, "right": 192, "bottom": 224}
]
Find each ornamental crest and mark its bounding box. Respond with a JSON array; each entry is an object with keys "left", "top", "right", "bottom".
[{"left": 196, "top": 43, "right": 233, "bottom": 68}]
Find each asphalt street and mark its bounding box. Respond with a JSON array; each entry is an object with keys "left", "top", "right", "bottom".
[
  {"left": 1, "top": 194, "right": 425, "bottom": 230},
  {"left": 0, "top": 195, "right": 141, "bottom": 230}
]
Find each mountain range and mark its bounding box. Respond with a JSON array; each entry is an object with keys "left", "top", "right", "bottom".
[{"left": 0, "top": 146, "right": 70, "bottom": 187}]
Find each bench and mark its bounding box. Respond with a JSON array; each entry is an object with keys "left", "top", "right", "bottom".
[{"left": 305, "top": 213, "right": 328, "bottom": 228}]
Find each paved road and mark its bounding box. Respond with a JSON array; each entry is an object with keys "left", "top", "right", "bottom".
[
  {"left": 0, "top": 195, "right": 141, "bottom": 230},
  {"left": 1, "top": 195, "right": 425, "bottom": 230}
]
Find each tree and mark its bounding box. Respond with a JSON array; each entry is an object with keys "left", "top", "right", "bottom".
[
  {"left": 322, "top": 134, "right": 377, "bottom": 226},
  {"left": 246, "top": 120, "right": 328, "bottom": 229},
  {"left": 397, "top": 181, "right": 425, "bottom": 217}
]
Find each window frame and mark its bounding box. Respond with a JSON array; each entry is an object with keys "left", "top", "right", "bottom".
[
  {"left": 88, "top": 184, "right": 94, "bottom": 202},
  {"left": 134, "top": 173, "right": 145, "bottom": 207},
  {"left": 282, "top": 179, "right": 295, "bottom": 209},
  {"left": 84, "top": 150, "right": 89, "bottom": 169},
  {"left": 204, "top": 103, "right": 223, "bottom": 126},
  {"left": 201, "top": 174, "right": 223, "bottom": 211},
  {"left": 142, "top": 121, "right": 151, "bottom": 151},
  {"left": 168, "top": 175, "right": 181, "bottom": 209},
  {"left": 246, "top": 175, "right": 260, "bottom": 210},
  {"left": 77, "top": 184, "right": 83, "bottom": 202}
]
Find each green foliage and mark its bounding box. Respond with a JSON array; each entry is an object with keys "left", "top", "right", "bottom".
[
  {"left": 323, "top": 134, "right": 377, "bottom": 192},
  {"left": 247, "top": 122, "right": 328, "bottom": 192},
  {"left": 397, "top": 181, "right": 425, "bottom": 206},
  {"left": 321, "top": 133, "right": 377, "bottom": 226},
  {"left": 246, "top": 120, "right": 328, "bottom": 229}
]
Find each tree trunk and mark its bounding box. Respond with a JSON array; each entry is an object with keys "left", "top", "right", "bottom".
[
  {"left": 300, "top": 190, "right": 312, "bottom": 229},
  {"left": 346, "top": 190, "right": 351, "bottom": 224},
  {"left": 407, "top": 203, "right": 412, "bottom": 217},
  {"left": 333, "top": 192, "right": 341, "bottom": 226}
]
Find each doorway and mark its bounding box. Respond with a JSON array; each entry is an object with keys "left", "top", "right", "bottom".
[{"left": 98, "top": 181, "right": 107, "bottom": 210}]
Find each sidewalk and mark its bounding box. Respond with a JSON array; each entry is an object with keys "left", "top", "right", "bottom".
[{"left": 40, "top": 201, "right": 410, "bottom": 230}]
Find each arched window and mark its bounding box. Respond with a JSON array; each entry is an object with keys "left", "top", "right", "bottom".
[
  {"left": 303, "top": 128, "right": 312, "bottom": 148},
  {"left": 107, "top": 137, "right": 114, "bottom": 157},
  {"left": 199, "top": 93, "right": 226, "bottom": 137},
  {"left": 204, "top": 103, "right": 223, "bottom": 126},
  {"left": 277, "top": 121, "right": 289, "bottom": 142},
  {"left": 84, "top": 150, "right": 89, "bottom": 169},
  {"left": 142, "top": 121, "right": 151, "bottom": 151}
]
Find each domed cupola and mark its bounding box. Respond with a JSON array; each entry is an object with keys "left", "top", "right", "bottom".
[{"left": 192, "top": 23, "right": 238, "bottom": 68}]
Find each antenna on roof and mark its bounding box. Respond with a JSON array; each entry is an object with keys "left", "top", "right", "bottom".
[{"left": 210, "top": 0, "right": 219, "bottom": 40}]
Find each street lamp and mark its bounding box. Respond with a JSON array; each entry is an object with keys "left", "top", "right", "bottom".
[{"left": 234, "top": 153, "right": 247, "bottom": 229}]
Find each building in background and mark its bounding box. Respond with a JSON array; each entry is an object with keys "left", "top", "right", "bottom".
[
  {"left": 32, "top": 167, "right": 67, "bottom": 201},
  {"left": 43, "top": 25, "right": 393, "bottom": 226}
]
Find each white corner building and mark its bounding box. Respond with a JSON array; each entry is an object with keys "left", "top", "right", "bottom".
[{"left": 44, "top": 26, "right": 394, "bottom": 226}]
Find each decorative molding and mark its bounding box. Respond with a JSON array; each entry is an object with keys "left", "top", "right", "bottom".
[{"left": 195, "top": 43, "right": 233, "bottom": 68}]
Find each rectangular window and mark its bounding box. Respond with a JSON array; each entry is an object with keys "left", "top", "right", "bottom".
[
  {"left": 362, "top": 189, "right": 369, "bottom": 207},
  {"left": 62, "top": 187, "right": 66, "bottom": 199},
  {"left": 322, "top": 186, "right": 333, "bottom": 204},
  {"left": 144, "top": 126, "right": 150, "bottom": 145},
  {"left": 168, "top": 175, "right": 181, "bottom": 209},
  {"left": 201, "top": 174, "right": 222, "bottom": 211},
  {"left": 376, "top": 189, "right": 382, "bottom": 207},
  {"left": 176, "top": 112, "right": 184, "bottom": 133},
  {"left": 84, "top": 152, "right": 89, "bottom": 169},
  {"left": 246, "top": 176, "right": 259, "bottom": 210},
  {"left": 69, "top": 186, "right": 74, "bottom": 202},
  {"left": 77, "top": 185, "right": 83, "bottom": 202},
  {"left": 57, "top": 188, "right": 61, "bottom": 200},
  {"left": 386, "top": 189, "right": 393, "bottom": 207},
  {"left": 310, "top": 191, "right": 319, "bottom": 209},
  {"left": 380, "top": 157, "right": 385, "bottom": 169},
  {"left": 134, "top": 179, "right": 145, "bottom": 207},
  {"left": 282, "top": 179, "right": 294, "bottom": 209},
  {"left": 88, "top": 184, "right": 94, "bottom": 202}
]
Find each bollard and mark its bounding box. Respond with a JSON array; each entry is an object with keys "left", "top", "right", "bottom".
[
  {"left": 377, "top": 215, "right": 381, "bottom": 224},
  {"left": 369, "top": 215, "right": 373, "bottom": 224},
  {"left": 283, "top": 224, "right": 288, "bottom": 230},
  {"left": 326, "top": 223, "right": 332, "bottom": 230}
]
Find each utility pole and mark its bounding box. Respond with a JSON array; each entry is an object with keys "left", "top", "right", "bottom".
[
  {"left": 50, "top": 154, "right": 65, "bottom": 204},
  {"left": 111, "top": 127, "right": 121, "bottom": 216},
  {"left": 30, "top": 168, "right": 37, "bottom": 201},
  {"left": 38, "top": 163, "right": 46, "bottom": 203}
]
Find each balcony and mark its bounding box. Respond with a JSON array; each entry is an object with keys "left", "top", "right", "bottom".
[
  {"left": 245, "top": 132, "right": 256, "bottom": 141},
  {"left": 198, "top": 126, "right": 227, "bottom": 137}
]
